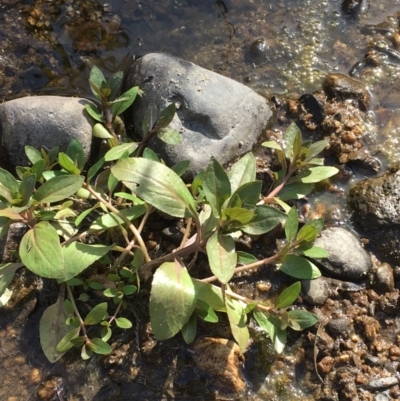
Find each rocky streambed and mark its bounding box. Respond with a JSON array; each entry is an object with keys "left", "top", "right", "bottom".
[{"left": 2, "top": 1, "right": 400, "bottom": 401}]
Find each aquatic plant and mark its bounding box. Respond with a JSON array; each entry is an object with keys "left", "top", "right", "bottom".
[{"left": 0, "top": 66, "right": 338, "bottom": 361}]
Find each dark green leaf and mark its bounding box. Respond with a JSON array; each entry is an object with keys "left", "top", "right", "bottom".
[
  {"left": 171, "top": 160, "right": 190, "bottom": 177},
  {"left": 181, "top": 313, "right": 197, "bottom": 344},
  {"left": 0, "top": 168, "right": 19, "bottom": 203},
  {"left": 56, "top": 327, "right": 80, "bottom": 353},
  {"left": 296, "top": 225, "right": 318, "bottom": 244},
  {"left": 47, "top": 146, "right": 60, "bottom": 165},
  {"left": 20, "top": 222, "right": 63, "bottom": 279},
  {"left": 229, "top": 181, "right": 262, "bottom": 207},
  {"left": 70, "top": 337, "right": 85, "bottom": 347},
  {"left": 277, "top": 182, "right": 314, "bottom": 201},
  {"left": 40, "top": 292, "right": 72, "bottom": 363},
  {"left": 122, "top": 284, "right": 137, "bottom": 295},
  {"left": 85, "top": 103, "right": 104, "bottom": 122},
  {"left": 0, "top": 217, "right": 11, "bottom": 239},
  {"left": 87, "top": 157, "right": 105, "bottom": 183},
  {"left": 33, "top": 175, "right": 84, "bottom": 204},
  {"left": 75, "top": 203, "right": 100, "bottom": 227},
  {"left": 253, "top": 310, "right": 286, "bottom": 354},
  {"left": 25, "top": 145, "right": 43, "bottom": 165},
  {"left": 150, "top": 261, "right": 197, "bottom": 340},
  {"left": 67, "top": 278, "right": 84, "bottom": 286},
  {"left": 66, "top": 138, "right": 86, "bottom": 171},
  {"left": 237, "top": 251, "right": 258, "bottom": 265},
  {"left": 202, "top": 157, "right": 231, "bottom": 218},
  {"left": 111, "top": 86, "right": 139, "bottom": 116},
  {"left": 84, "top": 302, "right": 108, "bottom": 325},
  {"left": 90, "top": 65, "right": 106, "bottom": 92},
  {"left": 31, "top": 159, "right": 45, "bottom": 181},
  {"left": 241, "top": 205, "right": 286, "bottom": 235},
  {"left": 275, "top": 282, "right": 301, "bottom": 309},
  {"left": 107, "top": 71, "right": 123, "bottom": 99},
  {"left": 228, "top": 153, "right": 256, "bottom": 193},
  {"left": 112, "top": 158, "right": 197, "bottom": 218},
  {"left": 107, "top": 172, "right": 118, "bottom": 194},
  {"left": 104, "top": 142, "right": 138, "bottom": 161},
  {"left": 304, "top": 218, "right": 324, "bottom": 234},
  {"left": 195, "top": 299, "right": 218, "bottom": 323},
  {"left": 142, "top": 147, "right": 160, "bottom": 162},
  {"left": 304, "top": 139, "right": 328, "bottom": 162},
  {"left": 88, "top": 281, "right": 104, "bottom": 290},
  {"left": 157, "top": 128, "right": 181, "bottom": 145},
  {"left": 206, "top": 232, "right": 237, "bottom": 284},
  {"left": 285, "top": 207, "right": 299, "bottom": 243},
  {"left": 287, "top": 310, "right": 319, "bottom": 330},
  {"left": 88, "top": 338, "right": 112, "bottom": 355},
  {"left": 19, "top": 174, "right": 36, "bottom": 206},
  {"left": 279, "top": 254, "right": 321, "bottom": 279},
  {"left": 155, "top": 103, "right": 176, "bottom": 130},
  {"left": 115, "top": 317, "right": 132, "bottom": 329}
]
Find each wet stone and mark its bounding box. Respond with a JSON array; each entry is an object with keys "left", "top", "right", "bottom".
[
  {"left": 302, "top": 277, "right": 330, "bottom": 305},
  {"left": 374, "top": 263, "right": 395, "bottom": 293},
  {"left": 326, "top": 318, "right": 354, "bottom": 338},
  {"left": 322, "top": 73, "right": 371, "bottom": 111},
  {"left": 247, "top": 38, "right": 269, "bottom": 65}
]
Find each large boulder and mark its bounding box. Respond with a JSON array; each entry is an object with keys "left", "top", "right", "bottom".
[
  {"left": 123, "top": 53, "right": 272, "bottom": 179},
  {"left": 0, "top": 96, "right": 93, "bottom": 169},
  {"left": 349, "top": 164, "right": 400, "bottom": 265}
]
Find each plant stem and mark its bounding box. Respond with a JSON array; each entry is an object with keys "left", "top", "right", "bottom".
[
  {"left": 66, "top": 283, "right": 88, "bottom": 340},
  {"left": 224, "top": 288, "right": 273, "bottom": 314}
]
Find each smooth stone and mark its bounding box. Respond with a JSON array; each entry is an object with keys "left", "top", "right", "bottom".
[
  {"left": 302, "top": 277, "right": 330, "bottom": 305},
  {"left": 326, "top": 318, "right": 354, "bottom": 337},
  {"left": 374, "top": 263, "right": 395, "bottom": 293},
  {"left": 123, "top": 53, "right": 272, "bottom": 179},
  {"left": 322, "top": 73, "right": 371, "bottom": 111},
  {"left": 313, "top": 227, "right": 372, "bottom": 281},
  {"left": 0, "top": 96, "right": 93, "bottom": 169},
  {"left": 368, "top": 376, "right": 399, "bottom": 390}
]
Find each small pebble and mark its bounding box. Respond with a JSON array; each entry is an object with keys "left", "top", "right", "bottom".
[{"left": 368, "top": 376, "right": 399, "bottom": 390}]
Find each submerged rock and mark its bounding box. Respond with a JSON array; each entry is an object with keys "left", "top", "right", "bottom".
[
  {"left": 0, "top": 96, "right": 93, "bottom": 169},
  {"left": 123, "top": 53, "right": 272, "bottom": 179},
  {"left": 312, "top": 226, "right": 372, "bottom": 281}
]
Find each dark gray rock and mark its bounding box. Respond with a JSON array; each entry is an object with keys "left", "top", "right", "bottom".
[
  {"left": 302, "top": 277, "right": 330, "bottom": 305},
  {"left": 322, "top": 73, "right": 371, "bottom": 111},
  {"left": 367, "top": 376, "right": 399, "bottom": 390},
  {"left": 0, "top": 96, "right": 93, "bottom": 168},
  {"left": 123, "top": 53, "right": 272, "bottom": 179},
  {"left": 313, "top": 227, "right": 372, "bottom": 281},
  {"left": 326, "top": 318, "right": 353, "bottom": 338},
  {"left": 374, "top": 263, "right": 395, "bottom": 293}
]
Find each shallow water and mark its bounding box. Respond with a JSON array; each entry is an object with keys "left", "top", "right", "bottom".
[{"left": 2, "top": 0, "right": 400, "bottom": 400}]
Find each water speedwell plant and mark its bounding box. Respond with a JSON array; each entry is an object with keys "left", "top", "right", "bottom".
[{"left": 0, "top": 66, "right": 338, "bottom": 362}]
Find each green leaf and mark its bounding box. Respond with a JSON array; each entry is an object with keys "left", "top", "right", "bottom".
[
  {"left": 31, "top": 159, "right": 46, "bottom": 181},
  {"left": 75, "top": 203, "right": 100, "bottom": 227},
  {"left": 279, "top": 254, "right": 321, "bottom": 279},
  {"left": 107, "top": 71, "right": 123, "bottom": 99},
  {"left": 0, "top": 263, "right": 23, "bottom": 295},
  {"left": 115, "top": 317, "right": 132, "bottom": 329},
  {"left": 103, "top": 288, "right": 118, "bottom": 297},
  {"left": 241, "top": 205, "right": 286, "bottom": 235},
  {"left": 114, "top": 192, "right": 144, "bottom": 204},
  {"left": 229, "top": 181, "right": 262, "bottom": 207},
  {"left": 285, "top": 207, "right": 299, "bottom": 243},
  {"left": 0, "top": 168, "right": 19, "bottom": 203},
  {"left": 92, "top": 123, "right": 113, "bottom": 139},
  {"left": 85, "top": 103, "right": 104, "bottom": 122},
  {"left": 193, "top": 279, "right": 225, "bottom": 312},
  {"left": 122, "top": 284, "right": 137, "bottom": 295},
  {"left": 225, "top": 296, "right": 249, "bottom": 353},
  {"left": 195, "top": 299, "right": 218, "bottom": 323},
  {"left": 87, "top": 157, "right": 105, "bottom": 183},
  {"left": 142, "top": 147, "right": 160, "bottom": 162},
  {"left": 89, "top": 205, "right": 146, "bottom": 231},
  {"left": 90, "top": 65, "right": 106, "bottom": 93},
  {"left": 66, "top": 138, "right": 86, "bottom": 171},
  {"left": 222, "top": 207, "right": 255, "bottom": 231},
  {"left": 171, "top": 160, "right": 190, "bottom": 177},
  {"left": 277, "top": 182, "right": 314, "bottom": 201},
  {"left": 25, "top": 145, "right": 43, "bottom": 165},
  {"left": 228, "top": 153, "right": 256, "bottom": 193},
  {"left": 284, "top": 122, "right": 302, "bottom": 162},
  {"left": 88, "top": 338, "right": 112, "bottom": 355},
  {"left": 296, "top": 225, "right": 318, "bottom": 244},
  {"left": 58, "top": 153, "right": 80, "bottom": 175},
  {"left": 56, "top": 327, "right": 80, "bottom": 353},
  {"left": 253, "top": 310, "right": 286, "bottom": 354},
  {"left": 0, "top": 217, "right": 11, "bottom": 239},
  {"left": 18, "top": 174, "right": 36, "bottom": 206},
  {"left": 101, "top": 327, "right": 112, "bottom": 342},
  {"left": 61, "top": 243, "right": 111, "bottom": 282},
  {"left": 111, "top": 86, "right": 139, "bottom": 116},
  {"left": 181, "top": 313, "right": 197, "bottom": 344},
  {"left": 287, "top": 310, "right": 319, "bottom": 330},
  {"left": 295, "top": 245, "right": 329, "bottom": 258},
  {"left": 20, "top": 222, "right": 64, "bottom": 279},
  {"left": 40, "top": 292, "right": 71, "bottom": 363},
  {"left": 157, "top": 128, "right": 181, "bottom": 145},
  {"left": 275, "top": 282, "right": 301, "bottom": 309},
  {"left": 206, "top": 231, "right": 237, "bottom": 284},
  {"left": 111, "top": 158, "right": 197, "bottom": 218},
  {"left": 33, "top": 175, "right": 84, "bottom": 204},
  {"left": 84, "top": 302, "right": 108, "bottom": 325},
  {"left": 81, "top": 344, "right": 93, "bottom": 360},
  {"left": 150, "top": 261, "right": 197, "bottom": 340},
  {"left": 237, "top": 251, "right": 258, "bottom": 265},
  {"left": 155, "top": 103, "right": 176, "bottom": 130},
  {"left": 202, "top": 157, "right": 231, "bottom": 218},
  {"left": 261, "top": 141, "right": 284, "bottom": 151},
  {"left": 104, "top": 142, "right": 138, "bottom": 162},
  {"left": 0, "top": 287, "right": 12, "bottom": 307},
  {"left": 294, "top": 166, "right": 338, "bottom": 184},
  {"left": 107, "top": 172, "right": 118, "bottom": 194},
  {"left": 304, "top": 139, "right": 328, "bottom": 162}
]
